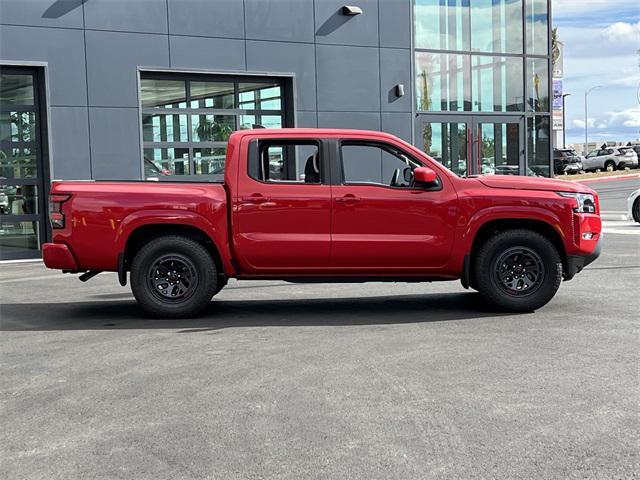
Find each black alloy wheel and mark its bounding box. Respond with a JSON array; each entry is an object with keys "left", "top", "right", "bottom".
[{"left": 493, "top": 247, "right": 545, "bottom": 297}]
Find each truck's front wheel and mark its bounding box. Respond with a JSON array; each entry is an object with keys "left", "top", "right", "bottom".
[
  {"left": 473, "top": 229, "right": 562, "bottom": 311},
  {"left": 131, "top": 236, "right": 218, "bottom": 318}
]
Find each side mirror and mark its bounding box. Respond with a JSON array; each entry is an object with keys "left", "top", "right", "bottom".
[{"left": 413, "top": 166, "right": 437, "bottom": 185}]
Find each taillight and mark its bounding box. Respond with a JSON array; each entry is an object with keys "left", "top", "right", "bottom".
[{"left": 49, "top": 194, "right": 71, "bottom": 229}]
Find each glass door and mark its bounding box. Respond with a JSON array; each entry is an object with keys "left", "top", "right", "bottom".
[
  {"left": 0, "top": 67, "right": 48, "bottom": 260},
  {"left": 415, "top": 115, "right": 525, "bottom": 176},
  {"left": 414, "top": 115, "right": 470, "bottom": 177},
  {"left": 473, "top": 116, "right": 525, "bottom": 176}
]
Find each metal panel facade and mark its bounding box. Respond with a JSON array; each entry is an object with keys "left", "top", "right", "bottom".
[{"left": 0, "top": 0, "right": 414, "bottom": 182}]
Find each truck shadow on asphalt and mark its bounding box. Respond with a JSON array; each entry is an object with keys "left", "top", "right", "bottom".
[{"left": 0, "top": 292, "right": 518, "bottom": 331}]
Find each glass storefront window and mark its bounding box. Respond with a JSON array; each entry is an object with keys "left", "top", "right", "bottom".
[
  {"left": 190, "top": 82, "right": 234, "bottom": 109},
  {"left": 141, "top": 79, "right": 187, "bottom": 108},
  {"left": 0, "top": 112, "right": 36, "bottom": 143},
  {"left": 142, "top": 114, "right": 188, "bottom": 142},
  {"left": 238, "top": 83, "right": 282, "bottom": 110},
  {"left": 194, "top": 148, "right": 226, "bottom": 175},
  {"left": 472, "top": 56, "right": 523, "bottom": 112},
  {"left": 527, "top": 57, "right": 550, "bottom": 112},
  {"left": 527, "top": 116, "right": 550, "bottom": 177},
  {"left": 0, "top": 221, "right": 40, "bottom": 252},
  {"left": 0, "top": 147, "right": 37, "bottom": 179},
  {"left": 144, "top": 147, "right": 190, "bottom": 175},
  {"left": 0, "top": 74, "right": 34, "bottom": 105},
  {"left": 420, "top": 121, "right": 469, "bottom": 176},
  {"left": 141, "top": 76, "right": 285, "bottom": 177},
  {"left": 478, "top": 122, "right": 521, "bottom": 175},
  {"left": 416, "top": 52, "right": 471, "bottom": 112},
  {"left": 526, "top": 0, "right": 548, "bottom": 55},
  {"left": 471, "top": 0, "right": 522, "bottom": 54},
  {"left": 415, "top": 0, "right": 470, "bottom": 51},
  {"left": 239, "top": 114, "right": 282, "bottom": 130},
  {"left": 0, "top": 69, "right": 44, "bottom": 259},
  {"left": 191, "top": 115, "right": 234, "bottom": 142}
]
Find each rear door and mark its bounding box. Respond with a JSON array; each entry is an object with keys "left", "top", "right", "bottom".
[
  {"left": 330, "top": 140, "right": 458, "bottom": 271},
  {"left": 233, "top": 138, "right": 331, "bottom": 273}
]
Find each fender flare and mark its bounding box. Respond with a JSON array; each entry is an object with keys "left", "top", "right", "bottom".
[{"left": 114, "top": 209, "right": 234, "bottom": 279}]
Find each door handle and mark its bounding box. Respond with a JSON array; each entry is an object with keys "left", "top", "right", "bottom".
[
  {"left": 335, "top": 194, "right": 360, "bottom": 204},
  {"left": 241, "top": 194, "right": 270, "bottom": 204}
]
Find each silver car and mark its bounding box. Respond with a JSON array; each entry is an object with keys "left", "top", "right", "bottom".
[{"left": 583, "top": 146, "right": 639, "bottom": 172}]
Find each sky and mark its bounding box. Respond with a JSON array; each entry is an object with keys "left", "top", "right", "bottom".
[{"left": 553, "top": 0, "right": 640, "bottom": 146}]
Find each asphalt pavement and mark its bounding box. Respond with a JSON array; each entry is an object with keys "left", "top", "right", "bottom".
[
  {"left": 1, "top": 222, "right": 638, "bottom": 479},
  {"left": 578, "top": 176, "right": 640, "bottom": 213}
]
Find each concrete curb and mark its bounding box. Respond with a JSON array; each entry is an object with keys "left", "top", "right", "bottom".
[{"left": 574, "top": 173, "right": 640, "bottom": 183}]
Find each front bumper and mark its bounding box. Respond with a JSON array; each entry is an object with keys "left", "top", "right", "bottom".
[
  {"left": 42, "top": 243, "right": 79, "bottom": 271},
  {"left": 564, "top": 237, "right": 601, "bottom": 280}
]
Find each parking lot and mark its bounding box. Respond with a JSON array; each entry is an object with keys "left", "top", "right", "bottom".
[{"left": 1, "top": 217, "right": 638, "bottom": 479}]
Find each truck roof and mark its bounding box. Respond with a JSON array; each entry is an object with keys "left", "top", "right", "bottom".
[{"left": 229, "top": 128, "right": 402, "bottom": 141}]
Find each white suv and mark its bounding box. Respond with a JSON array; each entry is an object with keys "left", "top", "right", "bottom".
[{"left": 583, "top": 147, "right": 639, "bottom": 172}]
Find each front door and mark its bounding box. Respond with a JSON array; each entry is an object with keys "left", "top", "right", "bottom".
[
  {"left": 234, "top": 138, "right": 332, "bottom": 273},
  {"left": 0, "top": 67, "right": 49, "bottom": 260},
  {"left": 415, "top": 115, "right": 525, "bottom": 176},
  {"left": 330, "top": 140, "right": 458, "bottom": 271}
]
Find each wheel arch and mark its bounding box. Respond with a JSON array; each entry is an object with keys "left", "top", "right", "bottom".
[
  {"left": 465, "top": 218, "right": 567, "bottom": 288},
  {"left": 121, "top": 224, "right": 225, "bottom": 286}
]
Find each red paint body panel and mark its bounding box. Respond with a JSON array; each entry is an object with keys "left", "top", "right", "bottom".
[
  {"left": 41, "top": 243, "right": 78, "bottom": 270},
  {"left": 42, "top": 128, "right": 601, "bottom": 282}
]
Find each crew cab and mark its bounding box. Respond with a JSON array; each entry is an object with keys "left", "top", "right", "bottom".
[{"left": 42, "top": 129, "right": 602, "bottom": 318}]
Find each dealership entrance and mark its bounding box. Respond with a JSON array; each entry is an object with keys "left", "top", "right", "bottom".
[
  {"left": 0, "top": 66, "right": 49, "bottom": 260},
  {"left": 415, "top": 115, "right": 526, "bottom": 177}
]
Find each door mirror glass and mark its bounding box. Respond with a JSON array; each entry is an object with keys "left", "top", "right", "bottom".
[{"left": 414, "top": 166, "right": 438, "bottom": 184}]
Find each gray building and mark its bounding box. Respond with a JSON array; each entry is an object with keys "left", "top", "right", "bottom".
[{"left": 0, "top": 0, "right": 552, "bottom": 260}]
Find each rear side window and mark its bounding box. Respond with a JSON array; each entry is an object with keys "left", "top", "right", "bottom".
[
  {"left": 249, "top": 140, "right": 321, "bottom": 184},
  {"left": 340, "top": 142, "right": 422, "bottom": 187}
]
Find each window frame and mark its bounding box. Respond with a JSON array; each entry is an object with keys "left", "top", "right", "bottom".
[
  {"left": 138, "top": 71, "right": 293, "bottom": 179},
  {"left": 338, "top": 140, "right": 441, "bottom": 191},
  {"left": 248, "top": 138, "right": 326, "bottom": 186}
]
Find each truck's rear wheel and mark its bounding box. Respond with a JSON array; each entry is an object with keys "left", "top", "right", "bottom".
[
  {"left": 131, "top": 236, "right": 217, "bottom": 318},
  {"left": 473, "top": 229, "right": 562, "bottom": 311}
]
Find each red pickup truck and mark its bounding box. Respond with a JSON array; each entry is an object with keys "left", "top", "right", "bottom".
[{"left": 43, "top": 129, "right": 601, "bottom": 318}]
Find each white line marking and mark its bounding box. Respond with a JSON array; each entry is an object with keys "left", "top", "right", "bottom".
[
  {"left": 0, "top": 272, "right": 117, "bottom": 284},
  {"left": 602, "top": 229, "right": 640, "bottom": 236}
]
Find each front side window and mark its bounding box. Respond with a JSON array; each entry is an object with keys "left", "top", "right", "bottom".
[
  {"left": 140, "top": 75, "right": 285, "bottom": 179},
  {"left": 341, "top": 143, "right": 422, "bottom": 187},
  {"left": 250, "top": 140, "right": 321, "bottom": 184}
]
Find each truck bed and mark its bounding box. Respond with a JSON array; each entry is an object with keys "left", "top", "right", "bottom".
[{"left": 50, "top": 181, "right": 229, "bottom": 272}]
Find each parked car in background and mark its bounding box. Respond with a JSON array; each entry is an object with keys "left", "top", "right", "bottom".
[
  {"left": 616, "top": 147, "right": 639, "bottom": 169},
  {"left": 553, "top": 148, "right": 582, "bottom": 175},
  {"left": 582, "top": 147, "right": 638, "bottom": 172},
  {"left": 628, "top": 189, "right": 640, "bottom": 223}
]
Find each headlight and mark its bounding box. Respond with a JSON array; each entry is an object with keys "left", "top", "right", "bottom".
[{"left": 557, "top": 192, "right": 596, "bottom": 213}]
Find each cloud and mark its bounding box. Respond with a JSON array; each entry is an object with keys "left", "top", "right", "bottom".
[
  {"left": 572, "top": 109, "right": 640, "bottom": 130},
  {"left": 572, "top": 119, "right": 595, "bottom": 129},
  {"left": 601, "top": 21, "right": 640, "bottom": 43},
  {"left": 606, "top": 108, "right": 640, "bottom": 128}
]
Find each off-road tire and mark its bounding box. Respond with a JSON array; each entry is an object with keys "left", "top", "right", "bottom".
[
  {"left": 473, "top": 229, "right": 562, "bottom": 311},
  {"left": 131, "top": 236, "right": 217, "bottom": 318}
]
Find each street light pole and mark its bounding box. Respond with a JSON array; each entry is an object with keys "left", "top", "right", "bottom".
[
  {"left": 562, "top": 93, "right": 571, "bottom": 148},
  {"left": 584, "top": 85, "right": 602, "bottom": 155}
]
